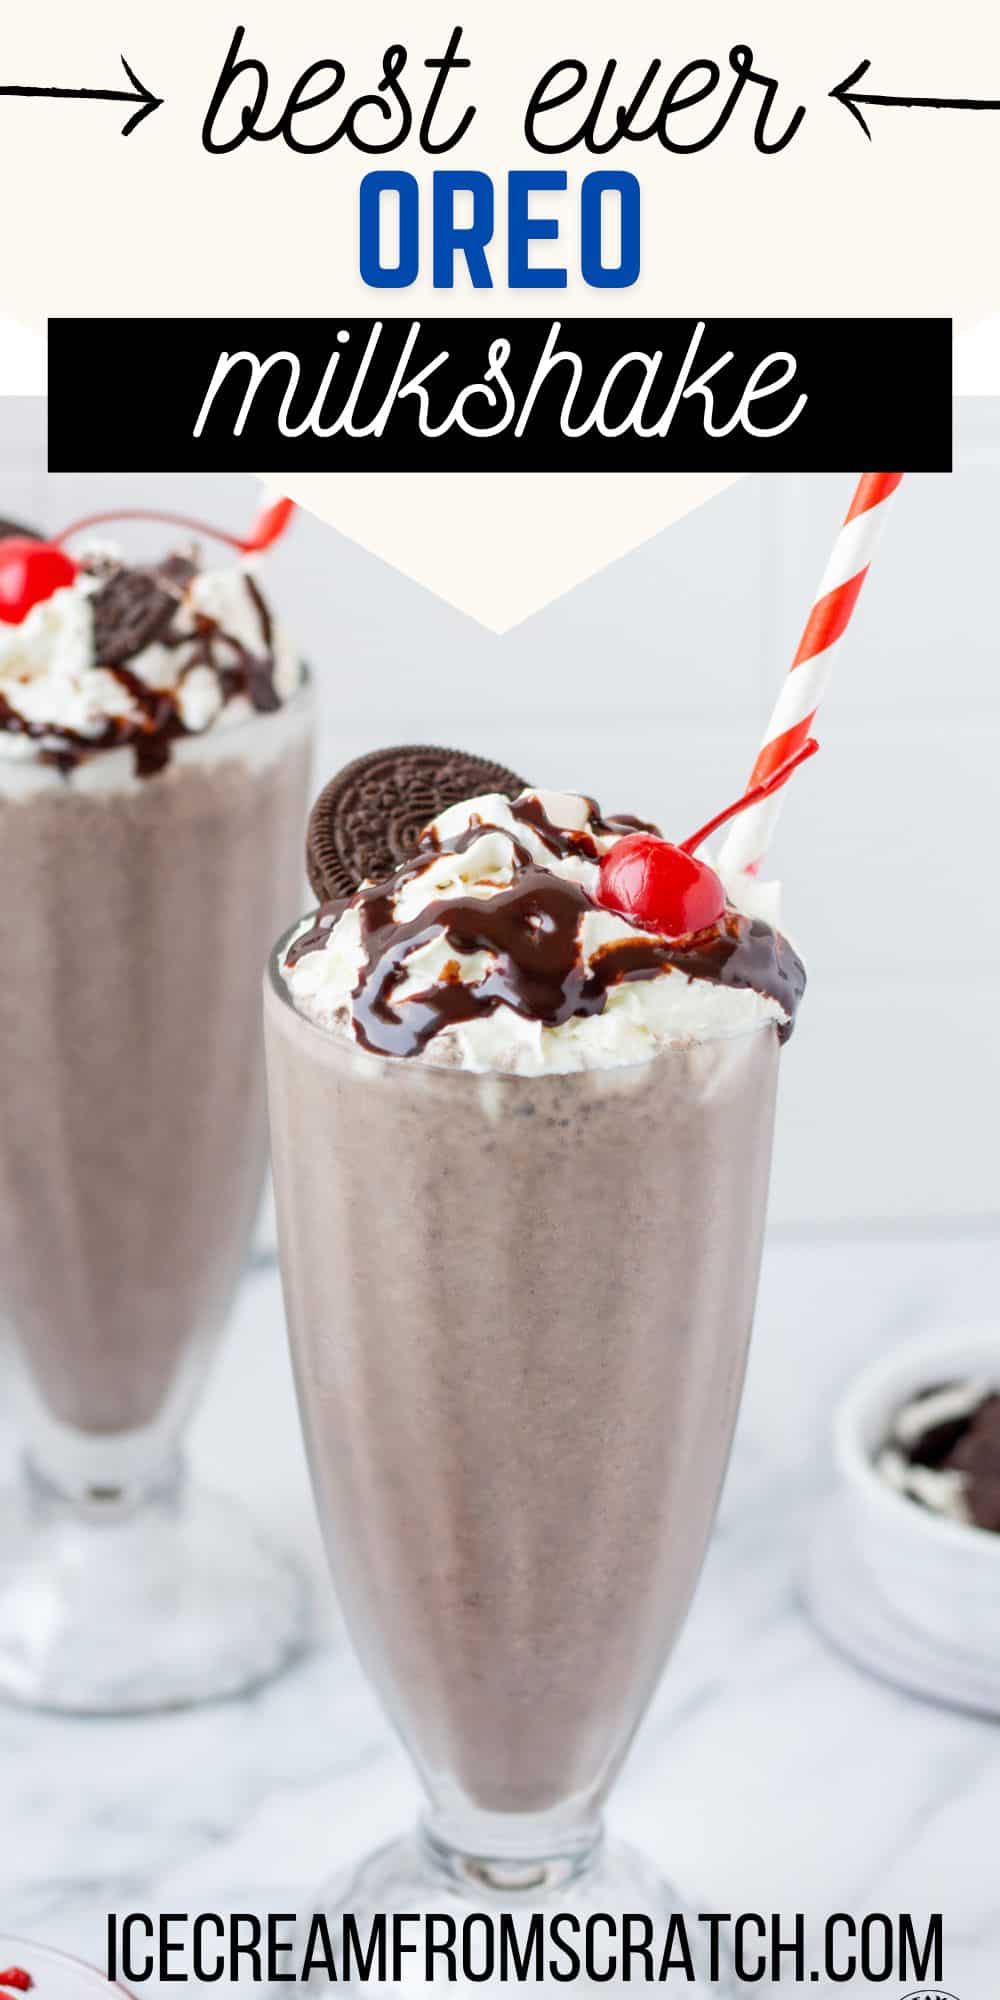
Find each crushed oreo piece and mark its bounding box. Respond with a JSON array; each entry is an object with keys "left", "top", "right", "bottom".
[
  {"left": 90, "top": 556, "right": 195, "bottom": 666},
  {"left": 878, "top": 1379, "right": 1000, "bottom": 1532},
  {"left": 949, "top": 1394, "right": 1000, "bottom": 1531}
]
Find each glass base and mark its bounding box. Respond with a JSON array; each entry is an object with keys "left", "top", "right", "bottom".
[
  {"left": 0, "top": 1469, "right": 309, "bottom": 1713},
  {"left": 300, "top": 1824, "right": 736, "bottom": 1995}
]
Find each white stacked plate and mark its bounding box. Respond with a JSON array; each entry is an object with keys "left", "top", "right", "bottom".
[{"left": 805, "top": 1326, "right": 1000, "bottom": 1717}]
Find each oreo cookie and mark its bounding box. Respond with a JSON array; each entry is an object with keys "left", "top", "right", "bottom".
[
  {"left": 90, "top": 556, "right": 195, "bottom": 667},
  {"left": 306, "top": 744, "right": 527, "bottom": 902},
  {"left": 947, "top": 1393, "right": 1000, "bottom": 1532},
  {"left": 0, "top": 517, "right": 43, "bottom": 542}
]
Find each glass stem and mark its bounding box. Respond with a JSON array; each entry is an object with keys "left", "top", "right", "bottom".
[{"left": 421, "top": 1801, "right": 605, "bottom": 1895}]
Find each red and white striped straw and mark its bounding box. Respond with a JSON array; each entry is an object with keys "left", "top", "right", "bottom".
[{"left": 717, "top": 472, "right": 904, "bottom": 877}]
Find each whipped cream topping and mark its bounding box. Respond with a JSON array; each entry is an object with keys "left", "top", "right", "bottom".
[
  {"left": 281, "top": 787, "right": 806, "bottom": 1074},
  {"left": 0, "top": 547, "right": 300, "bottom": 774}
]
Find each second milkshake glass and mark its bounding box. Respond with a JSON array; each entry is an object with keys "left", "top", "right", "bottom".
[
  {"left": 265, "top": 944, "right": 780, "bottom": 1971},
  {"left": 0, "top": 682, "right": 313, "bottom": 1711}
]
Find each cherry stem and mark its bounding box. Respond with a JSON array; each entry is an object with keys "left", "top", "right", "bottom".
[
  {"left": 681, "top": 738, "right": 820, "bottom": 856},
  {"left": 54, "top": 498, "right": 295, "bottom": 557},
  {"left": 55, "top": 508, "right": 248, "bottom": 552}
]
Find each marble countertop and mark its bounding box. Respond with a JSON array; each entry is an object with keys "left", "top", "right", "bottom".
[{"left": 3, "top": 1227, "right": 997, "bottom": 1995}]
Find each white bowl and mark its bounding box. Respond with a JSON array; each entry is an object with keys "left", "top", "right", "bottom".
[
  {"left": 0, "top": 1939, "right": 123, "bottom": 1999},
  {"left": 833, "top": 1325, "right": 1000, "bottom": 1657}
]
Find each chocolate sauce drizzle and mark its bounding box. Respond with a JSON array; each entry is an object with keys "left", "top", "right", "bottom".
[
  {"left": 288, "top": 807, "right": 806, "bottom": 1059},
  {"left": 0, "top": 555, "right": 287, "bottom": 777},
  {"left": 508, "top": 792, "right": 661, "bottom": 862}
]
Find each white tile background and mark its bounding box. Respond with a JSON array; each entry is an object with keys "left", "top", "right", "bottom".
[{"left": 1, "top": 396, "right": 998, "bottom": 1231}]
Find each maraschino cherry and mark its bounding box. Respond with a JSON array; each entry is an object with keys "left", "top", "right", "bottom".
[
  {"left": 599, "top": 834, "right": 727, "bottom": 937},
  {"left": 0, "top": 494, "right": 296, "bottom": 626},
  {"left": 0, "top": 539, "right": 78, "bottom": 625},
  {"left": 597, "top": 738, "right": 819, "bottom": 938}
]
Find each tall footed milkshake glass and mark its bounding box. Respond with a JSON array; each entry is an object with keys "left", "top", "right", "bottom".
[
  {"left": 265, "top": 768, "right": 805, "bottom": 1990},
  {"left": 0, "top": 523, "right": 313, "bottom": 1711}
]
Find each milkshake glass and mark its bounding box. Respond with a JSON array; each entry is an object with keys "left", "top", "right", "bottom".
[
  {"left": 0, "top": 538, "right": 313, "bottom": 1711},
  {"left": 265, "top": 779, "right": 804, "bottom": 1974}
]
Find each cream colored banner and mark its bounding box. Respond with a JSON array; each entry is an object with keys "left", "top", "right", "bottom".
[{"left": 0, "top": 0, "right": 994, "bottom": 623}]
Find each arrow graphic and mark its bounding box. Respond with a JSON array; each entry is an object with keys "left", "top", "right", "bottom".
[
  {"left": 832, "top": 58, "right": 1000, "bottom": 140},
  {"left": 0, "top": 54, "right": 161, "bottom": 136}
]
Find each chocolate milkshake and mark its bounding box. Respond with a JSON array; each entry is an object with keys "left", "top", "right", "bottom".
[
  {"left": 0, "top": 535, "right": 312, "bottom": 1711},
  {"left": 265, "top": 760, "right": 804, "bottom": 1922}
]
